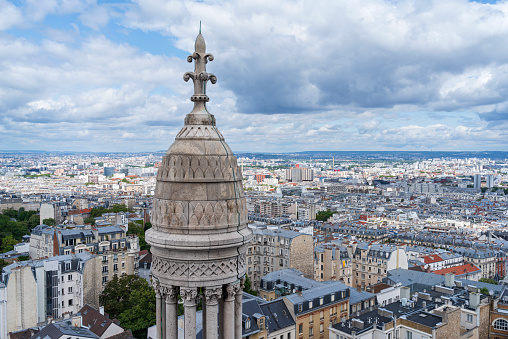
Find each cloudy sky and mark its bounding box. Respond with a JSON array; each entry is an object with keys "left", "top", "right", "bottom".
[{"left": 1, "top": 0, "right": 508, "bottom": 152}]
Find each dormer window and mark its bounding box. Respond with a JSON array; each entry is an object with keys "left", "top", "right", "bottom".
[
  {"left": 309, "top": 301, "right": 313, "bottom": 309},
  {"left": 245, "top": 318, "right": 251, "bottom": 329},
  {"left": 320, "top": 297, "right": 324, "bottom": 305}
]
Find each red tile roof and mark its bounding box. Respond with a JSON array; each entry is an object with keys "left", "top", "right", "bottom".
[
  {"left": 422, "top": 254, "right": 444, "bottom": 264},
  {"left": 433, "top": 263, "right": 481, "bottom": 276}
]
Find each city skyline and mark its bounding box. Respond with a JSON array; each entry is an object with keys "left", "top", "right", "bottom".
[{"left": 1, "top": 0, "right": 508, "bottom": 152}]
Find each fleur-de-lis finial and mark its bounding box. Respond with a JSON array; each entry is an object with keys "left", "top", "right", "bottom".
[{"left": 183, "top": 27, "right": 217, "bottom": 122}]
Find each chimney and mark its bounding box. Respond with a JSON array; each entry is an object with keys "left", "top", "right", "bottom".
[
  {"left": 352, "top": 318, "right": 364, "bottom": 329},
  {"left": 469, "top": 292, "right": 480, "bottom": 309},
  {"left": 99, "top": 306, "right": 105, "bottom": 315},
  {"left": 400, "top": 286, "right": 410, "bottom": 300},
  {"left": 445, "top": 273, "right": 455, "bottom": 288}
]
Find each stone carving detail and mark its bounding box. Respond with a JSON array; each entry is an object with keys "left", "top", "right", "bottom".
[
  {"left": 188, "top": 201, "right": 227, "bottom": 228},
  {"left": 157, "top": 155, "right": 241, "bottom": 182},
  {"left": 181, "top": 288, "right": 198, "bottom": 306},
  {"left": 176, "top": 125, "right": 223, "bottom": 139},
  {"left": 152, "top": 198, "right": 247, "bottom": 229},
  {"left": 204, "top": 287, "right": 222, "bottom": 305},
  {"left": 224, "top": 283, "right": 240, "bottom": 301},
  {"left": 151, "top": 199, "right": 189, "bottom": 228},
  {"left": 152, "top": 256, "right": 244, "bottom": 278},
  {"left": 164, "top": 286, "right": 179, "bottom": 303}
]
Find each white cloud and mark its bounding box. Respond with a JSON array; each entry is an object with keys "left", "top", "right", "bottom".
[{"left": 3, "top": 0, "right": 508, "bottom": 151}]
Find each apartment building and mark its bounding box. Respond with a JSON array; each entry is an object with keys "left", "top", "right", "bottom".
[
  {"left": 0, "top": 252, "right": 94, "bottom": 339},
  {"left": 352, "top": 243, "right": 408, "bottom": 290},
  {"left": 247, "top": 226, "right": 313, "bottom": 291},
  {"left": 30, "top": 225, "right": 137, "bottom": 259},
  {"left": 454, "top": 248, "right": 497, "bottom": 279},
  {"left": 283, "top": 282, "right": 350, "bottom": 339},
  {"left": 314, "top": 244, "right": 353, "bottom": 286}
]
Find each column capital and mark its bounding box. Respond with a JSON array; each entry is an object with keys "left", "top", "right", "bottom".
[
  {"left": 152, "top": 279, "right": 162, "bottom": 297},
  {"left": 204, "top": 287, "right": 222, "bottom": 306},
  {"left": 224, "top": 283, "right": 240, "bottom": 302},
  {"left": 239, "top": 277, "right": 246, "bottom": 291},
  {"left": 181, "top": 287, "right": 198, "bottom": 306},
  {"left": 164, "top": 286, "right": 179, "bottom": 303}
]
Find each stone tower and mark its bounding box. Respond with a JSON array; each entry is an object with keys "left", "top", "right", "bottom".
[{"left": 146, "top": 31, "right": 252, "bottom": 339}]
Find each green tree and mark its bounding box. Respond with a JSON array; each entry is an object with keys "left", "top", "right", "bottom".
[
  {"left": 84, "top": 216, "right": 96, "bottom": 225},
  {"left": 1, "top": 235, "right": 18, "bottom": 252},
  {"left": 100, "top": 275, "right": 155, "bottom": 338},
  {"left": 243, "top": 274, "right": 257, "bottom": 296},
  {"left": 315, "top": 210, "right": 337, "bottom": 222},
  {"left": 42, "top": 218, "right": 55, "bottom": 226},
  {"left": 0, "top": 259, "right": 9, "bottom": 271},
  {"left": 480, "top": 287, "right": 490, "bottom": 295},
  {"left": 27, "top": 214, "right": 40, "bottom": 230},
  {"left": 17, "top": 255, "right": 29, "bottom": 261},
  {"left": 479, "top": 278, "right": 498, "bottom": 285},
  {"left": 117, "top": 286, "right": 156, "bottom": 338}
]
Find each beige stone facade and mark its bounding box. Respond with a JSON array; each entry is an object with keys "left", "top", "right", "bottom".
[
  {"left": 247, "top": 228, "right": 313, "bottom": 291},
  {"left": 2, "top": 265, "right": 38, "bottom": 337},
  {"left": 314, "top": 245, "right": 353, "bottom": 286}
]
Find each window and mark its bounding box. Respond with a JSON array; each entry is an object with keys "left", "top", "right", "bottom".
[
  {"left": 406, "top": 331, "right": 412, "bottom": 339},
  {"left": 298, "top": 304, "right": 303, "bottom": 312},
  {"left": 102, "top": 276, "right": 107, "bottom": 284},
  {"left": 61, "top": 288, "right": 64, "bottom": 295},
  {"left": 320, "top": 297, "right": 323, "bottom": 305},
  {"left": 466, "top": 314, "right": 473, "bottom": 323},
  {"left": 65, "top": 263, "right": 71, "bottom": 270},
  {"left": 67, "top": 274, "right": 72, "bottom": 281},
  {"left": 298, "top": 324, "right": 303, "bottom": 334},
  {"left": 68, "top": 287, "right": 72, "bottom": 293},
  {"left": 320, "top": 323, "right": 324, "bottom": 333},
  {"left": 309, "top": 301, "right": 313, "bottom": 309},
  {"left": 331, "top": 294, "right": 335, "bottom": 302},
  {"left": 287, "top": 334, "right": 291, "bottom": 339},
  {"left": 245, "top": 318, "right": 251, "bottom": 329},
  {"left": 309, "top": 327, "right": 313, "bottom": 336},
  {"left": 68, "top": 299, "right": 73, "bottom": 306},
  {"left": 494, "top": 318, "right": 508, "bottom": 331}
]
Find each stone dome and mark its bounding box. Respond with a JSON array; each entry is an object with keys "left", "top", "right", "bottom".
[{"left": 145, "top": 32, "right": 252, "bottom": 289}]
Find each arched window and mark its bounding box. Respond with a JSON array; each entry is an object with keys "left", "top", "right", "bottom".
[
  {"left": 245, "top": 318, "right": 250, "bottom": 329},
  {"left": 493, "top": 318, "right": 508, "bottom": 331}
]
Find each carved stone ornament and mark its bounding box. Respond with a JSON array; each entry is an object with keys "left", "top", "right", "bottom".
[
  {"left": 152, "top": 255, "right": 245, "bottom": 278},
  {"left": 181, "top": 288, "right": 199, "bottom": 306},
  {"left": 204, "top": 287, "right": 222, "bottom": 305},
  {"left": 224, "top": 283, "right": 239, "bottom": 301}
]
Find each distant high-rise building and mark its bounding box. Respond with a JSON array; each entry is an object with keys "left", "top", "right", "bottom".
[
  {"left": 486, "top": 175, "right": 495, "bottom": 188},
  {"left": 285, "top": 166, "right": 313, "bottom": 182},
  {"left": 104, "top": 167, "right": 115, "bottom": 176},
  {"left": 473, "top": 174, "right": 482, "bottom": 189}
]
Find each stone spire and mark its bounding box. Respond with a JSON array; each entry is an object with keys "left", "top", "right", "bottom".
[{"left": 146, "top": 31, "right": 252, "bottom": 339}]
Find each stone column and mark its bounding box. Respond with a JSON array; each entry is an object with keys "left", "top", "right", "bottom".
[
  {"left": 153, "top": 281, "right": 162, "bottom": 339},
  {"left": 161, "top": 290, "right": 166, "bottom": 339},
  {"left": 181, "top": 288, "right": 198, "bottom": 339},
  {"left": 165, "top": 286, "right": 179, "bottom": 339},
  {"left": 204, "top": 287, "right": 222, "bottom": 339},
  {"left": 218, "top": 295, "right": 224, "bottom": 339},
  {"left": 235, "top": 279, "right": 244, "bottom": 338},
  {"left": 202, "top": 289, "right": 207, "bottom": 339},
  {"left": 222, "top": 284, "right": 236, "bottom": 339}
]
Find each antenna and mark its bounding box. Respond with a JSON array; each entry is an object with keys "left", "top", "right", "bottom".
[{"left": 199, "top": 21, "right": 202, "bottom": 34}]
